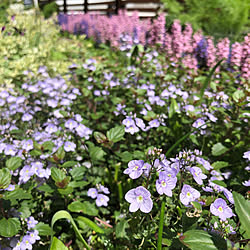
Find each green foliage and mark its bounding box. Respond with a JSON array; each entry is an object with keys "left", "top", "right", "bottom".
[
  {"left": 162, "top": 0, "right": 250, "bottom": 40},
  {"left": 42, "top": 2, "right": 59, "bottom": 19},
  {"left": 0, "top": 0, "right": 9, "bottom": 23},
  {"left": 233, "top": 192, "right": 250, "bottom": 239}
]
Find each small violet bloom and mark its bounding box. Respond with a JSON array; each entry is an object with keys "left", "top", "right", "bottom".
[
  {"left": 26, "top": 216, "right": 38, "bottom": 229},
  {"left": 180, "top": 184, "right": 200, "bottom": 206},
  {"left": 123, "top": 160, "right": 144, "bottom": 179},
  {"left": 243, "top": 151, "right": 250, "bottom": 161},
  {"left": 125, "top": 186, "right": 153, "bottom": 213},
  {"left": 96, "top": 194, "right": 109, "bottom": 207},
  {"left": 190, "top": 167, "right": 207, "bottom": 185},
  {"left": 87, "top": 188, "right": 98, "bottom": 199},
  {"left": 64, "top": 141, "right": 76, "bottom": 152},
  {"left": 156, "top": 171, "right": 177, "bottom": 196},
  {"left": 210, "top": 198, "right": 234, "bottom": 221}
]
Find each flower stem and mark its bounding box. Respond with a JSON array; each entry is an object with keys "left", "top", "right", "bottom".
[{"left": 157, "top": 198, "right": 166, "bottom": 250}]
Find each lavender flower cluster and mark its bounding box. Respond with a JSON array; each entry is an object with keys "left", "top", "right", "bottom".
[{"left": 124, "top": 148, "right": 235, "bottom": 223}]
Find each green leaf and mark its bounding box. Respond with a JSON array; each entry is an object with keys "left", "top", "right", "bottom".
[
  {"left": 232, "top": 89, "right": 245, "bottom": 102},
  {"left": 191, "top": 201, "right": 202, "bottom": 211},
  {"left": 77, "top": 216, "right": 104, "bottom": 234},
  {"left": 68, "top": 201, "right": 98, "bottom": 216},
  {"left": 68, "top": 181, "right": 88, "bottom": 188},
  {"left": 70, "top": 166, "right": 86, "bottom": 180},
  {"left": 199, "top": 60, "right": 223, "bottom": 101},
  {"left": 211, "top": 143, "right": 228, "bottom": 156},
  {"left": 0, "top": 168, "right": 11, "bottom": 189},
  {"left": 211, "top": 161, "right": 229, "bottom": 170},
  {"left": 233, "top": 192, "right": 250, "bottom": 238},
  {"left": 38, "top": 184, "right": 54, "bottom": 193},
  {"left": 107, "top": 126, "right": 125, "bottom": 143},
  {"left": 35, "top": 222, "right": 53, "bottom": 236},
  {"left": 169, "top": 98, "right": 179, "bottom": 118},
  {"left": 62, "top": 161, "right": 78, "bottom": 168},
  {"left": 94, "top": 131, "right": 107, "bottom": 143},
  {"left": 51, "top": 167, "right": 66, "bottom": 182},
  {"left": 179, "top": 230, "right": 227, "bottom": 250},
  {"left": 6, "top": 157, "right": 22, "bottom": 171},
  {"left": 89, "top": 146, "right": 106, "bottom": 162},
  {"left": 51, "top": 210, "right": 90, "bottom": 250},
  {"left": 211, "top": 180, "right": 227, "bottom": 188},
  {"left": 115, "top": 219, "right": 129, "bottom": 239},
  {"left": 3, "top": 189, "right": 32, "bottom": 203},
  {"left": 56, "top": 146, "right": 65, "bottom": 160},
  {"left": 116, "top": 151, "right": 133, "bottom": 162},
  {"left": 0, "top": 218, "right": 21, "bottom": 237},
  {"left": 42, "top": 141, "right": 55, "bottom": 151},
  {"left": 50, "top": 237, "right": 68, "bottom": 250}
]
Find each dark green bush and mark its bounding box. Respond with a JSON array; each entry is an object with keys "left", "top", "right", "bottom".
[
  {"left": 0, "top": 0, "right": 10, "bottom": 23},
  {"left": 42, "top": 1, "right": 58, "bottom": 19},
  {"left": 162, "top": 0, "right": 250, "bottom": 41}
]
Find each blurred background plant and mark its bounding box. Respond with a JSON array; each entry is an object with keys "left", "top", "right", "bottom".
[
  {"left": 162, "top": 0, "right": 250, "bottom": 41},
  {"left": 0, "top": 0, "right": 10, "bottom": 23},
  {"left": 41, "top": 1, "right": 59, "bottom": 19}
]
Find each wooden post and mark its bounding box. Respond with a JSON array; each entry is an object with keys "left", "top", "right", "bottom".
[
  {"left": 84, "top": 0, "right": 88, "bottom": 13},
  {"left": 63, "top": 0, "right": 67, "bottom": 13}
]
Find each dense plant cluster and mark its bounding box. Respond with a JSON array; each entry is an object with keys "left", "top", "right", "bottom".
[
  {"left": 0, "top": 5, "right": 250, "bottom": 250},
  {"left": 58, "top": 11, "right": 250, "bottom": 79}
]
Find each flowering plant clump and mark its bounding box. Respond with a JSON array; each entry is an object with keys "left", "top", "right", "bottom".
[{"left": 0, "top": 6, "right": 249, "bottom": 249}]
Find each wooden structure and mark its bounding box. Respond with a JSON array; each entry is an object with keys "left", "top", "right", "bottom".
[{"left": 38, "top": 0, "right": 163, "bottom": 17}]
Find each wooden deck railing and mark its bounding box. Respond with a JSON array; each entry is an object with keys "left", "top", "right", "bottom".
[{"left": 38, "top": 0, "right": 163, "bottom": 17}]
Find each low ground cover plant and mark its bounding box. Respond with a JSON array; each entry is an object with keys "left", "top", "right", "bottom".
[{"left": 0, "top": 5, "right": 249, "bottom": 250}]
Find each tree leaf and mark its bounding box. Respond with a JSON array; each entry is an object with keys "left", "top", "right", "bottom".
[
  {"left": 107, "top": 126, "right": 125, "bottom": 143},
  {"left": 233, "top": 192, "right": 250, "bottom": 238},
  {"left": 0, "top": 218, "right": 21, "bottom": 237},
  {"left": 77, "top": 216, "right": 104, "bottom": 234},
  {"left": 179, "top": 230, "right": 227, "bottom": 250}
]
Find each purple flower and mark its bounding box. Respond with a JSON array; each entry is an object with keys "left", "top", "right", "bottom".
[
  {"left": 4, "top": 145, "right": 17, "bottom": 156},
  {"left": 19, "top": 166, "right": 34, "bottom": 183},
  {"left": 223, "top": 188, "right": 234, "bottom": 204},
  {"left": 190, "top": 167, "right": 207, "bottom": 185},
  {"left": 26, "top": 216, "right": 38, "bottom": 229},
  {"left": 98, "top": 185, "right": 110, "bottom": 194},
  {"left": 75, "top": 124, "right": 92, "bottom": 139},
  {"left": 125, "top": 186, "right": 153, "bottom": 213},
  {"left": 123, "top": 160, "right": 144, "bottom": 179},
  {"left": 28, "top": 230, "right": 40, "bottom": 244},
  {"left": 125, "top": 124, "right": 139, "bottom": 134},
  {"left": 22, "top": 113, "right": 33, "bottom": 122},
  {"left": 65, "top": 119, "right": 78, "bottom": 130},
  {"left": 45, "top": 124, "right": 58, "bottom": 134},
  {"left": 122, "top": 117, "right": 135, "bottom": 127},
  {"left": 87, "top": 188, "right": 98, "bottom": 199},
  {"left": 180, "top": 184, "right": 200, "bottom": 206},
  {"left": 22, "top": 139, "right": 33, "bottom": 151},
  {"left": 47, "top": 99, "right": 58, "bottom": 108},
  {"left": 243, "top": 151, "right": 250, "bottom": 161},
  {"left": 149, "top": 119, "right": 160, "bottom": 128},
  {"left": 135, "top": 118, "right": 146, "bottom": 130},
  {"left": 96, "top": 194, "right": 109, "bottom": 207},
  {"left": 243, "top": 180, "right": 250, "bottom": 186},
  {"left": 64, "top": 141, "right": 76, "bottom": 152},
  {"left": 210, "top": 198, "right": 234, "bottom": 221},
  {"left": 156, "top": 171, "right": 177, "bottom": 196},
  {"left": 5, "top": 184, "right": 15, "bottom": 191},
  {"left": 196, "top": 157, "right": 213, "bottom": 170}
]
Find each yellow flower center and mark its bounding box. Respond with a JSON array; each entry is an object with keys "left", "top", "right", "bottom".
[
  {"left": 187, "top": 192, "right": 191, "bottom": 197},
  {"left": 137, "top": 195, "right": 143, "bottom": 203},
  {"left": 218, "top": 206, "right": 223, "bottom": 212},
  {"left": 161, "top": 181, "right": 166, "bottom": 187}
]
